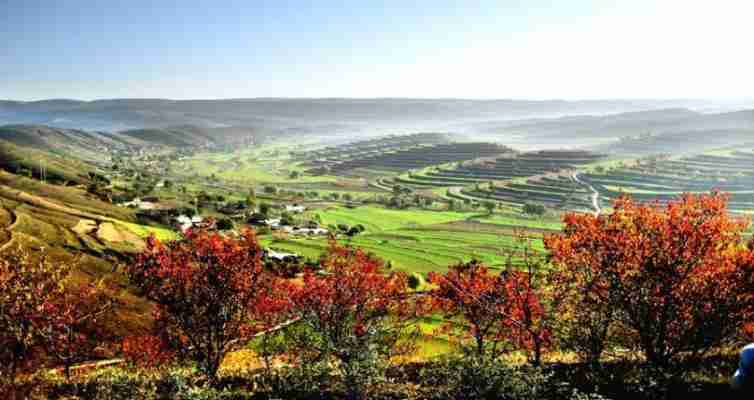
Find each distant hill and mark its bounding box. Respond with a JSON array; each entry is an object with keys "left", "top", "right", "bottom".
[
  {"left": 475, "top": 108, "right": 754, "bottom": 153},
  {"left": 2, "top": 98, "right": 748, "bottom": 133},
  {"left": 119, "top": 125, "right": 260, "bottom": 147}
]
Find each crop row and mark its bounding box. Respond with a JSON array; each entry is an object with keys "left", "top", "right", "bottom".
[
  {"left": 585, "top": 150, "right": 754, "bottom": 212},
  {"left": 308, "top": 142, "right": 511, "bottom": 174}
]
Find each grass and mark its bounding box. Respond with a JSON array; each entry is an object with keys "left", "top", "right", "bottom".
[
  {"left": 171, "top": 141, "right": 338, "bottom": 185},
  {"left": 118, "top": 221, "right": 180, "bottom": 241},
  {"left": 311, "top": 205, "right": 477, "bottom": 232},
  {"left": 473, "top": 214, "right": 563, "bottom": 230}
]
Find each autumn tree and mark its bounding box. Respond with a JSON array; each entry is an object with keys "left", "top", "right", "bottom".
[
  {"left": 41, "top": 282, "right": 116, "bottom": 380},
  {"left": 0, "top": 250, "right": 68, "bottom": 387},
  {"left": 288, "top": 241, "right": 415, "bottom": 399},
  {"left": 429, "top": 261, "right": 511, "bottom": 360},
  {"left": 428, "top": 257, "right": 550, "bottom": 364},
  {"left": 545, "top": 193, "right": 754, "bottom": 368},
  {"left": 128, "top": 230, "right": 279, "bottom": 384},
  {"left": 502, "top": 232, "right": 552, "bottom": 366}
]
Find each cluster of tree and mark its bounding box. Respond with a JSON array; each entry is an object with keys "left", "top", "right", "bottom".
[
  {"left": 122, "top": 194, "right": 754, "bottom": 392},
  {"left": 328, "top": 223, "right": 365, "bottom": 238},
  {"left": 370, "top": 185, "right": 435, "bottom": 210},
  {"left": 4, "top": 193, "right": 754, "bottom": 399},
  {"left": 523, "top": 202, "right": 547, "bottom": 216}
]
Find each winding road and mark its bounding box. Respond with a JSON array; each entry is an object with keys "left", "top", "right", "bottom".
[{"left": 572, "top": 172, "right": 601, "bottom": 215}]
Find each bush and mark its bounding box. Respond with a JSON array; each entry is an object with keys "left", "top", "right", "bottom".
[
  {"left": 418, "top": 356, "right": 586, "bottom": 400},
  {"left": 407, "top": 273, "right": 423, "bottom": 290},
  {"left": 216, "top": 218, "right": 234, "bottom": 230},
  {"left": 523, "top": 203, "right": 546, "bottom": 216}
]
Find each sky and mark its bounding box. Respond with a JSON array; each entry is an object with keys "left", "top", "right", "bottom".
[{"left": 2, "top": 0, "right": 753, "bottom": 101}]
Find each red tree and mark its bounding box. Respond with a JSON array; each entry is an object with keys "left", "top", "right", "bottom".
[
  {"left": 128, "top": 229, "right": 282, "bottom": 384},
  {"left": 428, "top": 259, "right": 550, "bottom": 362},
  {"left": 288, "top": 241, "right": 414, "bottom": 399},
  {"left": 41, "top": 282, "right": 116, "bottom": 380},
  {"left": 501, "top": 231, "right": 553, "bottom": 366},
  {"left": 504, "top": 270, "right": 550, "bottom": 364},
  {"left": 0, "top": 250, "right": 68, "bottom": 387},
  {"left": 545, "top": 193, "right": 754, "bottom": 367}
]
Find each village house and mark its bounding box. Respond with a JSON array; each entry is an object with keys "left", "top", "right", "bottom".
[{"left": 285, "top": 204, "right": 306, "bottom": 213}]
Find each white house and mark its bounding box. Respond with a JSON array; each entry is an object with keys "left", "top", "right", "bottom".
[
  {"left": 175, "top": 215, "right": 204, "bottom": 232},
  {"left": 285, "top": 204, "right": 306, "bottom": 213}
]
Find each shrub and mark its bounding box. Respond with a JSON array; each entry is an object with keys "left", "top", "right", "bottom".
[
  {"left": 407, "top": 273, "right": 423, "bottom": 290},
  {"left": 215, "top": 218, "right": 233, "bottom": 230},
  {"left": 419, "top": 356, "right": 581, "bottom": 400},
  {"left": 523, "top": 203, "right": 546, "bottom": 216}
]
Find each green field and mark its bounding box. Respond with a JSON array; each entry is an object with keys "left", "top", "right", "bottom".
[
  {"left": 172, "top": 142, "right": 338, "bottom": 185},
  {"left": 262, "top": 205, "right": 553, "bottom": 274},
  {"left": 312, "top": 205, "right": 478, "bottom": 232}
]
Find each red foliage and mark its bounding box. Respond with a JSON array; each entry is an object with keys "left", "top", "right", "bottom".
[
  {"left": 287, "top": 241, "right": 414, "bottom": 388},
  {"left": 503, "top": 269, "right": 551, "bottom": 365},
  {"left": 0, "top": 250, "right": 68, "bottom": 384},
  {"left": 428, "top": 260, "right": 549, "bottom": 361},
  {"left": 545, "top": 193, "right": 754, "bottom": 366},
  {"left": 128, "top": 229, "right": 285, "bottom": 383},
  {"left": 41, "top": 282, "right": 116, "bottom": 379},
  {"left": 122, "top": 335, "right": 175, "bottom": 369}
]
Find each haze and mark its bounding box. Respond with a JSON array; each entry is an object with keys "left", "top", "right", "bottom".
[{"left": 3, "top": 0, "right": 753, "bottom": 101}]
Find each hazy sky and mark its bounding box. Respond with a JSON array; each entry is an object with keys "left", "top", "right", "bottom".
[{"left": 2, "top": 0, "right": 753, "bottom": 101}]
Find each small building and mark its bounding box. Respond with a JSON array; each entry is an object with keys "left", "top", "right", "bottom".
[
  {"left": 265, "top": 250, "right": 302, "bottom": 263},
  {"left": 122, "top": 198, "right": 158, "bottom": 210},
  {"left": 285, "top": 204, "right": 306, "bottom": 214},
  {"left": 174, "top": 215, "right": 205, "bottom": 233}
]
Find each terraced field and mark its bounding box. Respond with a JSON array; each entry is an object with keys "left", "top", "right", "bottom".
[
  {"left": 383, "top": 150, "right": 605, "bottom": 212},
  {"left": 463, "top": 175, "right": 596, "bottom": 211},
  {"left": 581, "top": 149, "right": 754, "bottom": 212},
  {"left": 304, "top": 139, "right": 510, "bottom": 175},
  {"left": 296, "top": 133, "right": 449, "bottom": 163}
]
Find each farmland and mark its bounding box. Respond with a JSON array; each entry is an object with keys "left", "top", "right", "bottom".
[
  {"left": 581, "top": 149, "right": 754, "bottom": 213},
  {"left": 301, "top": 134, "right": 511, "bottom": 175},
  {"left": 382, "top": 150, "right": 605, "bottom": 212},
  {"left": 260, "top": 205, "right": 555, "bottom": 274}
]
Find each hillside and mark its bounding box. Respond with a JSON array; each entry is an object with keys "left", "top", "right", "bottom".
[
  {"left": 0, "top": 124, "right": 141, "bottom": 163},
  {"left": 0, "top": 169, "right": 156, "bottom": 335},
  {"left": 119, "top": 125, "right": 261, "bottom": 147},
  {"left": 0, "top": 140, "right": 102, "bottom": 185}
]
